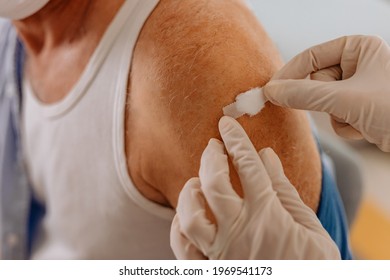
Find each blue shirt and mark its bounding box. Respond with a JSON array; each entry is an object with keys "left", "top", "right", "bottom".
[{"left": 0, "top": 21, "right": 30, "bottom": 259}]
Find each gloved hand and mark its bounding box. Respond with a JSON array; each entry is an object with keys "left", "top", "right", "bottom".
[
  {"left": 170, "top": 116, "right": 340, "bottom": 260},
  {"left": 263, "top": 35, "right": 390, "bottom": 152}
]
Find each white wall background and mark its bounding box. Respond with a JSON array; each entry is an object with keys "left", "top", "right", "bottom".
[{"left": 247, "top": 0, "right": 390, "bottom": 61}]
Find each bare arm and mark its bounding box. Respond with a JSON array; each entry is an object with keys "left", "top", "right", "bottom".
[{"left": 126, "top": 0, "right": 321, "bottom": 211}]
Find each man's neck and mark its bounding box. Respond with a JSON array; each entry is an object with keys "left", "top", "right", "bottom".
[
  {"left": 11, "top": 0, "right": 125, "bottom": 104},
  {"left": 12, "top": 0, "right": 124, "bottom": 55}
]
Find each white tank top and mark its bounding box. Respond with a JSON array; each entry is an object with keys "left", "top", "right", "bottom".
[{"left": 21, "top": 0, "right": 176, "bottom": 259}]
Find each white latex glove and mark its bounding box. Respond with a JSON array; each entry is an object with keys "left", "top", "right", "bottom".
[
  {"left": 170, "top": 116, "right": 340, "bottom": 260},
  {"left": 263, "top": 35, "right": 390, "bottom": 152}
]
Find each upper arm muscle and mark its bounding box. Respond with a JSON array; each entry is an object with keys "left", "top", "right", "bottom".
[{"left": 126, "top": 0, "right": 321, "bottom": 211}]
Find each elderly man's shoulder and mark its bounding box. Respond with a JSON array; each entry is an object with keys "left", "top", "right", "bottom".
[
  {"left": 133, "top": 0, "right": 282, "bottom": 96},
  {"left": 127, "top": 0, "right": 321, "bottom": 211},
  {"left": 137, "top": 0, "right": 279, "bottom": 57},
  {"left": 147, "top": 0, "right": 257, "bottom": 35}
]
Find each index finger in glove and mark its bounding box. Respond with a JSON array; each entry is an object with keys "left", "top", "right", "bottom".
[
  {"left": 199, "top": 138, "right": 243, "bottom": 225},
  {"left": 263, "top": 78, "right": 344, "bottom": 118},
  {"left": 218, "top": 116, "right": 273, "bottom": 203}
]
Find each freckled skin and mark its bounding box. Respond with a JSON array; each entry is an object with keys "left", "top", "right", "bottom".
[{"left": 126, "top": 0, "right": 321, "bottom": 212}]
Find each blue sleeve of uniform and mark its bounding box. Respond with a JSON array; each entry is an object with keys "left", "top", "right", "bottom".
[{"left": 317, "top": 154, "right": 353, "bottom": 260}]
